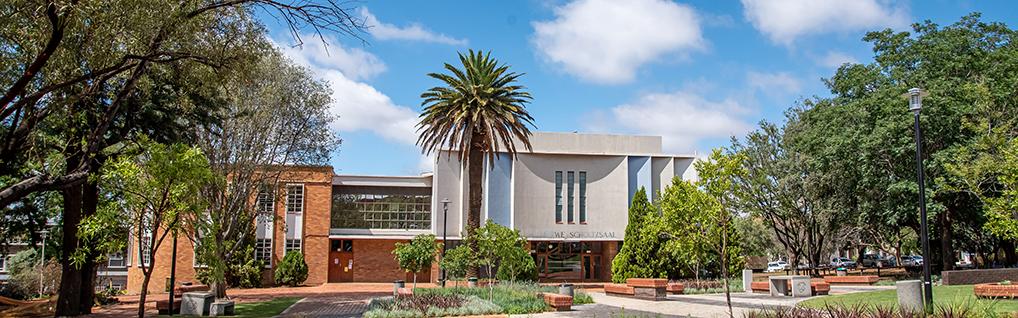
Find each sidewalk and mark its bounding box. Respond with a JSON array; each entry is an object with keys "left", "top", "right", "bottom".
[{"left": 86, "top": 283, "right": 397, "bottom": 317}]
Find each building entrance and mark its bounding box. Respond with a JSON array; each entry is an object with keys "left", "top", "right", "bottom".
[
  {"left": 328, "top": 240, "right": 354, "bottom": 282},
  {"left": 532, "top": 241, "right": 606, "bottom": 282}
]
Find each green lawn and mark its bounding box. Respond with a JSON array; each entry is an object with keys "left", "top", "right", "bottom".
[
  {"left": 162, "top": 297, "right": 302, "bottom": 318},
  {"left": 798, "top": 285, "right": 1018, "bottom": 314}
]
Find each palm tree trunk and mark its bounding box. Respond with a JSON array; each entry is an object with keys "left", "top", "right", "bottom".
[{"left": 465, "top": 130, "right": 484, "bottom": 278}]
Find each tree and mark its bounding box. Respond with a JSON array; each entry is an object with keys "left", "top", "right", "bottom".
[
  {"left": 611, "top": 188, "right": 667, "bottom": 283},
  {"left": 392, "top": 234, "right": 442, "bottom": 290},
  {"left": 417, "top": 50, "right": 535, "bottom": 277},
  {"left": 734, "top": 216, "right": 780, "bottom": 258},
  {"left": 1, "top": 2, "right": 365, "bottom": 314},
  {"left": 473, "top": 219, "right": 531, "bottom": 299},
  {"left": 98, "top": 139, "right": 213, "bottom": 318},
  {"left": 439, "top": 244, "right": 475, "bottom": 294},
  {"left": 794, "top": 14, "right": 1018, "bottom": 271},
  {"left": 187, "top": 48, "right": 337, "bottom": 298},
  {"left": 660, "top": 149, "right": 745, "bottom": 318},
  {"left": 730, "top": 115, "right": 853, "bottom": 275}
]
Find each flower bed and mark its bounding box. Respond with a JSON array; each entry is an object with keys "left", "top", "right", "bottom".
[
  {"left": 974, "top": 282, "right": 1018, "bottom": 299},
  {"left": 364, "top": 283, "right": 593, "bottom": 317}
]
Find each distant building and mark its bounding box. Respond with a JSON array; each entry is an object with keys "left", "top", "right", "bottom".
[{"left": 126, "top": 132, "right": 696, "bottom": 294}]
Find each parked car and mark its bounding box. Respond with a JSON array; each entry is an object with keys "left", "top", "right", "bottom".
[
  {"left": 862, "top": 254, "right": 890, "bottom": 267},
  {"left": 831, "top": 257, "right": 858, "bottom": 268},
  {"left": 767, "top": 261, "right": 790, "bottom": 272},
  {"left": 901, "top": 255, "right": 923, "bottom": 266},
  {"left": 886, "top": 256, "right": 898, "bottom": 267}
]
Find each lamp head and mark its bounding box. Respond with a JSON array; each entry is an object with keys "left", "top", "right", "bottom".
[{"left": 901, "top": 88, "right": 930, "bottom": 113}]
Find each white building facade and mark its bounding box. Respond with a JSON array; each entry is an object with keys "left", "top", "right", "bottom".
[{"left": 331, "top": 132, "right": 695, "bottom": 282}]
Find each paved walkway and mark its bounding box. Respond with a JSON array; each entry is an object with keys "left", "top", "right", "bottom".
[
  {"left": 86, "top": 283, "right": 397, "bottom": 317},
  {"left": 86, "top": 283, "right": 894, "bottom": 318},
  {"left": 532, "top": 285, "right": 895, "bottom": 318}
]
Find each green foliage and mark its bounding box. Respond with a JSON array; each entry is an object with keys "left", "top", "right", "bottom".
[
  {"left": 274, "top": 250, "right": 308, "bottom": 287},
  {"left": 495, "top": 246, "right": 538, "bottom": 282},
  {"left": 393, "top": 234, "right": 442, "bottom": 288},
  {"left": 612, "top": 188, "right": 667, "bottom": 283},
  {"left": 440, "top": 244, "right": 475, "bottom": 283},
  {"left": 734, "top": 216, "right": 779, "bottom": 257},
  {"left": 98, "top": 138, "right": 213, "bottom": 310},
  {"left": 406, "top": 282, "right": 594, "bottom": 316},
  {"left": 2, "top": 250, "right": 60, "bottom": 300},
  {"left": 416, "top": 49, "right": 536, "bottom": 163},
  {"left": 472, "top": 220, "right": 534, "bottom": 283},
  {"left": 472, "top": 219, "right": 533, "bottom": 299},
  {"left": 659, "top": 149, "right": 746, "bottom": 317}
]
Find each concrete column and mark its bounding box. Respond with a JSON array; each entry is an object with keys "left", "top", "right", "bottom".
[
  {"left": 743, "top": 269, "right": 753, "bottom": 293},
  {"left": 897, "top": 280, "right": 923, "bottom": 313}
]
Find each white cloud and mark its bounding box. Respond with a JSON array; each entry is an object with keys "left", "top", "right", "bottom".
[
  {"left": 360, "top": 7, "right": 467, "bottom": 45},
  {"left": 747, "top": 71, "right": 801, "bottom": 99},
  {"left": 278, "top": 34, "right": 386, "bottom": 81},
  {"left": 276, "top": 37, "right": 420, "bottom": 146},
  {"left": 742, "top": 0, "right": 910, "bottom": 45},
  {"left": 531, "top": 0, "right": 706, "bottom": 84},
  {"left": 818, "top": 51, "right": 859, "bottom": 68},
  {"left": 610, "top": 91, "right": 755, "bottom": 154}
]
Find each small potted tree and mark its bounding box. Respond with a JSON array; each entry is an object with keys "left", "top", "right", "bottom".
[{"left": 393, "top": 234, "right": 442, "bottom": 290}]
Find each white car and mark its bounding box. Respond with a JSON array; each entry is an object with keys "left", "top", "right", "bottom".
[{"left": 767, "top": 261, "right": 790, "bottom": 272}]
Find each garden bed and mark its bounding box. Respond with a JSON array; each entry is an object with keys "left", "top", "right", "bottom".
[
  {"left": 363, "top": 283, "right": 593, "bottom": 317},
  {"left": 974, "top": 282, "right": 1018, "bottom": 299}
]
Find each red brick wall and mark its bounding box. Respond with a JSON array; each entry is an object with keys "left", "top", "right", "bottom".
[
  {"left": 943, "top": 268, "right": 1018, "bottom": 286},
  {"left": 125, "top": 233, "right": 200, "bottom": 295},
  {"left": 127, "top": 166, "right": 335, "bottom": 293}
]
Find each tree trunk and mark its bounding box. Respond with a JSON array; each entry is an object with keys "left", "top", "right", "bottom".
[
  {"left": 939, "top": 210, "right": 955, "bottom": 271},
  {"left": 138, "top": 272, "right": 153, "bottom": 318},
  {"left": 211, "top": 279, "right": 227, "bottom": 299},
  {"left": 56, "top": 181, "right": 83, "bottom": 316},
  {"left": 78, "top": 180, "right": 100, "bottom": 313},
  {"left": 1003, "top": 240, "right": 1016, "bottom": 266},
  {"left": 465, "top": 129, "right": 485, "bottom": 278}
]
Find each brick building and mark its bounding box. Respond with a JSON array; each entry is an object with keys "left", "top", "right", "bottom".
[{"left": 124, "top": 132, "right": 696, "bottom": 294}]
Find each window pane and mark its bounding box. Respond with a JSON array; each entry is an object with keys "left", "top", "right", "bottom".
[
  {"left": 567, "top": 172, "right": 574, "bottom": 223},
  {"left": 555, "top": 171, "right": 562, "bottom": 223},
  {"left": 579, "top": 172, "right": 586, "bottom": 223}
]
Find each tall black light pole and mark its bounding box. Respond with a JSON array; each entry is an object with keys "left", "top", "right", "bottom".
[
  {"left": 903, "top": 88, "right": 933, "bottom": 312},
  {"left": 441, "top": 198, "right": 451, "bottom": 287},
  {"left": 169, "top": 221, "right": 178, "bottom": 316}
]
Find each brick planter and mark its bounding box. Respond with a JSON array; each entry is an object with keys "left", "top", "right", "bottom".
[
  {"left": 666, "top": 283, "right": 684, "bottom": 295},
  {"left": 823, "top": 276, "right": 880, "bottom": 285},
  {"left": 975, "top": 283, "right": 1018, "bottom": 299}
]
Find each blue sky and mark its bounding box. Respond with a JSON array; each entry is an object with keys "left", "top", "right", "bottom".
[{"left": 259, "top": 0, "right": 1017, "bottom": 176}]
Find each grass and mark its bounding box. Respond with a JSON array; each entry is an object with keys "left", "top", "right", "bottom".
[
  {"left": 161, "top": 296, "right": 302, "bottom": 318},
  {"left": 798, "top": 285, "right": 1018, "bottom": 314}
]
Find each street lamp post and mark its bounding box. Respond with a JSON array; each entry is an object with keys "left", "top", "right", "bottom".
[
  {"left": 441, "top": 198, "right": 451, "bottom": 287},
  {"left": 37, "top": 229, "right": 48, "bottom": 298},
  {"left": 903, "top": 88, "right": 933, "bottom": 312}
]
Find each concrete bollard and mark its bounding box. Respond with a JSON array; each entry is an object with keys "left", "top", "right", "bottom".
[
  {"left": 393, "top": 280, "right": 405, "bottom": 296},
  {"left": 897, "top": 280, "right": 923, "bottom": 313},
  {"left": 743, "top": 269, "right": 753, "bottom": 293},
  {"left": 559, "top": 283, "right": 574, "bottom": 297}
]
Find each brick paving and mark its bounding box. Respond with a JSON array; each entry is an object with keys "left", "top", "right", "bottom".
[{"left": 86, "top": 283, "right": 398, "bottom": 318}]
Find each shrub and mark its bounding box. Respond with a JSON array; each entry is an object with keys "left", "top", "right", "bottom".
[
  {"left": 274, "top": 250, "right": 308, "bottom": 287},
  {"left": 495, "top": 250, "right": 538, "bottom": 282},
  {"left": 235, "top": 258, "right": 264, "bottom": 288}
]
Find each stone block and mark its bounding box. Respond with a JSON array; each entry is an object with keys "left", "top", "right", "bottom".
[
  {"left": 181, "top": 291, "right": 215, "bottom": 316},
  {"left": 210, "top": 301, "right": 235, "bottom": 317}
]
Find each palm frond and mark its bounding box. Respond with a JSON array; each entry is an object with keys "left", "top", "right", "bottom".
[{"left": 417, "top": 50, "right": 535, "bottom": 166}]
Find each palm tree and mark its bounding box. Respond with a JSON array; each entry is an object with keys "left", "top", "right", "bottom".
[{"left": 418, "top": 50, "right": 535, "bottom": 278}]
